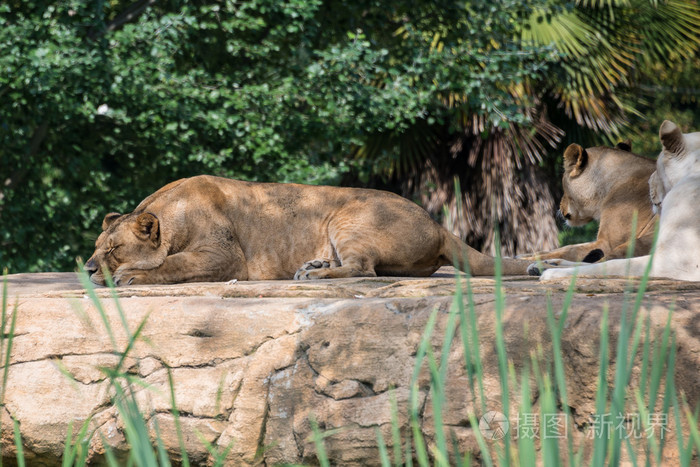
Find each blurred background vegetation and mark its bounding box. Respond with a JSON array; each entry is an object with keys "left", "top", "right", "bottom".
[{"left": 1, "top": 0, "right": 699, "bottom": 273}]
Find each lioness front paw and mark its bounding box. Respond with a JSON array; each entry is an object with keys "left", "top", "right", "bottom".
[
  {"left": 540, "top": 267, "right": 576, "bottom": 280},
  {"left": 113, "top": 268, "right": 147, "bottom": 286},
  {"left": 294, "top": 259, "right": 340, "bottom": 280},
  {"left": 526, "top": 259, "right": 565, "bottom": 276}
]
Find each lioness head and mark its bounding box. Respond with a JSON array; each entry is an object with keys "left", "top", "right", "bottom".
[
  {"left": 557, "top": 142, "right": 617, "bottom": 226},
  {"left": 655, "top": 120, "right": 700, "bottom": 196},
  {"left": 558, "top": 141, "right": 635, "bottom": 227},
  {"left": 85, "top": 212, "right": 167, "bottom": 285}
]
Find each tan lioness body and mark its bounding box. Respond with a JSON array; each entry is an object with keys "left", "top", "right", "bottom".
[
  {"left": 85, "top": 176, "right": 534, "bottom": 285},
  {"left": 520, "top": 143, "right": 656, "bottom": 263}
]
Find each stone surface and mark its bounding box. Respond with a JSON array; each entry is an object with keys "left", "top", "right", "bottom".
[{"left": 0, "top": 268, "right": 698, "bottom": 465}]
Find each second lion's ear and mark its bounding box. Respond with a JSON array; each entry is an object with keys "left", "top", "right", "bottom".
[
  {"left": 659, "top": 120, "right": 685, "bottom": 157},
  {"left": 563, "top": 144, "right": 587, "bottom": 178},
  {"left": 615, "top": 139, "right": 632, "bottom": 152}
]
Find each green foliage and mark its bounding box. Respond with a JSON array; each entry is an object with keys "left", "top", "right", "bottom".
[
  {"left": 558, "top": 220, "right": 599, "bottom": 247},
  {"left": 0, "top": 0, "right": 552, "bottom": 272},
  {"left": 621, "top": 53, "right": 700, "bottom": 157}
]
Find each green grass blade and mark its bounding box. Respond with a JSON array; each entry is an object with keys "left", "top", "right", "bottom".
[
  {"left": 389, "top": 389, "right": 403, "bottom": 466},
  {"left": 59, "top": 416, "right": 94, "bottom": 467},
  {"left": 592, "top": 305, "right": 610, "bottom": 465},
  {"left": 648, "top": 308, "right": 674, "bottom": 415},
  {"left": 545, "top": 290, "right": 576, "bottom": 465},
  {"left": 492, "top": 230, "right": 511, "bottom": 465},
  {"left": 62, "top": 421, "right": 75, "bottom": 467},
  {"left": 0, "top": 274, "right": 9, "bottom": 467},
  {"left": 151, "top": 414, "right": 171, "bottom": 467},
  {"left": 1, "top": 272, "right": 7, "bottom": 366},
  {"left": 433, "top": 298, "right": 460, "bottom": 466},
  {"left": 0, "top": 302, "right": 17, "bottom": 416},
  {"left": 375, "top": 427, "right": 391, "bottom": 467},
  {"left": 439, "top": 299, "right": 459, "bottom": 387},
  {"left": 99, "top": 432, "right": 121, "bottom": 467},
  {"left": 308, "top": 415, "right": 330, "bottom": 467},
  {"left": 633, "top": 389, "right": 660, "bottom": 463},
  {"left": 167, "top": 368, "right": 190, "bottom": 467},
  {"left": 409, "top": 391, "right": 429, "bottom": 466},
  {"left": 455, "top": 277, "right": 476, "bottom": 398},
  {"left": 540, "top": 373, "right": 560, "bottom": 466},
  {"left": 194, "top": 429, "right": 234, "bottom": 467},
  {"left": 404, "top": 437, "right": 413, "bottom": 467},
  {"left": 425, "top": 347, "right": 448, "bottom": 465},
  {"left": 467, "top": 412, "right": 493, "bottom": 467},
  {"left": 609, "top": 296, "right": 635, "bottom": 463},
  {"left": 638, "top": 314, "right": 652, "bottom": 400},
  {"left": 657, "top": 331, "right": 678, "bottom": 463},
  {"left": 74, "top": 421, "right": 94, "bottom": 467},
  {"left": 104, "top": 272, "right": 132, "bottom": 338},
  {"left": 115, "top": 310, "right": 152, "bottom": 377},
  {"left": 684, "top": 404, "right": 700, "bottom": 461},
  {"left": 12, "top": 417, "right": 25, "bottom": 467},
  {"left": 545, "top": 293, "right": 567, "bottom": 404},
  {"left": 110, "top": 382, "right": 158, "bottom": 467},
  {"left": 465, "top": 277, "right": 487, "bottom": 412},
  {"left": 409, "top": 309, "right": 438, "bottom": 467},
  {"left": 517, "top": 366, "right": 536, "bottom": 467},
  {"left": 76, "top": 267, "right": 117, "bottom": 350}
]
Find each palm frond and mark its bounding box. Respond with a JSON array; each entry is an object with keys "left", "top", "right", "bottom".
[{"left": 522, "top": 0, "right": 700, "bottom": 132}]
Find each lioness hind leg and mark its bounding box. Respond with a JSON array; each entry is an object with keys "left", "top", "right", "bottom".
[
  {"left": 293, "top": 259, "right": 341, "bottom": 280},
  {"left": 294, "top": 257, "right": 377, "bottom": 280},
  {"left": 297, "top": 265, "right": 377, "bottom": 280}
]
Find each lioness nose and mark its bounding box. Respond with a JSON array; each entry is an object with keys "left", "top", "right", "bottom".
[
  {"left": 84, "top": 257, "right": 98, "bottom": 275},
  {"left": 564, "top": 213, "right": 571, "bottom": 220}
]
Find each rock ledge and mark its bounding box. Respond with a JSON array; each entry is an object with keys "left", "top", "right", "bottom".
[{"left": 1, "top": 269, "right": 698, "bottom": 465}]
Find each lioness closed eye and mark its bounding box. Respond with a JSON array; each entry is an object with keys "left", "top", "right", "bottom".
[{"left": 85, "top": 176, "right": 535, "bottom": 285}]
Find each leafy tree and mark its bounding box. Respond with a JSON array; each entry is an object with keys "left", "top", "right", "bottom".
[
  {"left": 0, "top": 0, "right": 551, "bottom": 271},
  {"left": 357, "top": 0, "right": 700, "bottom": 255},
  {"left": 622, "top": 52, "right": 700, "bottom": 156}
]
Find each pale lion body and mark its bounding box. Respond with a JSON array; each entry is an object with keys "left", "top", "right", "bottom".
[
  {"left": 539, "top": 121, "right": 700, "bottom": 281},
  {"left": 520, "top": 142, "right": 657, "bottom": 263},
  {"left": 85, "top": 176, "right": 534, "bottom": 285}
]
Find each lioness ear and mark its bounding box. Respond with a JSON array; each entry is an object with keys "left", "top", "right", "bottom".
[
  {"left": 659, "top": 120, "right": 685, "bottom": 157},
  {"left": 132, "top": 212, "right": 160, "bottom": 246},
  {"left": 563, "top": 144, "right": 587, "bottom": 178},
  {"left": 615, "top": 140, "right": 632, "bottom": 152},
  {"left": 102, "top": 212, "right": 122, "bottom": 231}
]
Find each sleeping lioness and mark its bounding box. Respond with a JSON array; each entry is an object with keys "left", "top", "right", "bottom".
[
  {"left": 519, "top": 142, "right": 657, "bottom": 263},
  {"left": 85, "top": 176, "right": 534, "bottom": 285}
]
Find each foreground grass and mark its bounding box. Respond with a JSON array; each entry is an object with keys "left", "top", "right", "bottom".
[
  {"left": 0, "top": 260, "right": 699, "bottom": 465},
  {"left": 330, "top": 238, "right": 699, "bottom": 466}
]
